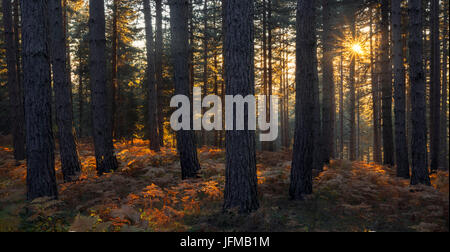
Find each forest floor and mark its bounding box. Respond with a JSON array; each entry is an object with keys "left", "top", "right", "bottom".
[{"left": 0, "top": 139, "right": 448, "bottom": 232}]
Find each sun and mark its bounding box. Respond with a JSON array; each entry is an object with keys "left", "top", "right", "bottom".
[{"left": 351, "top": 43, "right": 363, "bottom": 55}]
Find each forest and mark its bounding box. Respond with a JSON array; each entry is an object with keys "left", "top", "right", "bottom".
[{"left": 0, "top": 0, "right": 448, "bottom": 233}]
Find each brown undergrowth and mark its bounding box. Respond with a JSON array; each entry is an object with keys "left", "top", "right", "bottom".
[{"left": 0, "top": 140, "right": 448, "bottom": 232}]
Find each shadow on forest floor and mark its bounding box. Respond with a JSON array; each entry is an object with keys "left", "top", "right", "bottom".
[{"left": 0, "top": 139, "right": 448, "bottom": 232}]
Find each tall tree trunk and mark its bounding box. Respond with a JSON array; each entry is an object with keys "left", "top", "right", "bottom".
[
  {"left": 48, "top": 0, "right": 81, "bottom": 182},
  {"left": 169, "top": 0, "right": 201, "bottom": 180},
  {"left": 2, "top": 0, "right": 26, "bottom": 162},
  {"left": 380, "top": 0, "right": 395, "bottom": 166},
  {"left": 370, "top": 7, "right": 382, "bottom": 163},
  {"left": 21, "top": 0, "right": 58, "bottom": 200},
  {"left": 441, "top": 0, "right": 449, "bottom": 171},
  {"left": 321, "top": 0, "right": 336, "bottom": 163},
  {"left": 202, "top": 0, "right": 208, "bottom": 146},
  {"left": 212, "top": 0, "right": 220, "bottom": 147},
  {"left": 188, "top": 0, "right": 194, "bottom": 94},
  {"left": 284, "top": 41, "right": 290, "bottom": 148},
  {"left": 356, "top": 64, "right": 360, "bottom": 160},
  {"left": 62, "top": 0, "right": 71, "bottom": 101},
  {"left": 111, "top": 0, "right": 119, "bottom": 139},
  {"left": 266, "top": 0, "right": 275, "bottom": 151},
  {"left": 89, "top": 0, "right": 118, "bottom": 175},
  {"left": 349, "top": 15, "right": 356, "bottom": 161},
  {"left": 223, "top": 0, "right": 259, "bottom": 213},
  {"left": 261, "top": 0, "right": 268, "bottom": 151},
  {"left": 290, "top": 0, "right": 317, "bottom": 200},
  {"left": 143, "top": 0, "right": 160, "bottom": 152},
  {"left": 392, "top": 0, "right": 410, "bottom": 178},
  {"left": 408, "top": 0, "right": 431, "bottom": 185},
  {"left": 262, "top": 0, "right": 268, "bottom": 116},
  {"left": 339, "top": 52, "right": 344, "bottom": 159},
  {"left": 78, "top": 50, "right": 83, "bottom": 138},
  {"left": 430, "top": 0, "right": 441, "bottom": 172},
  {"left": 155, "top": 0, "right": 164, "bottom": 148},
  {"left": 13, "top": 0, "right": 22, "bottom": 116}
]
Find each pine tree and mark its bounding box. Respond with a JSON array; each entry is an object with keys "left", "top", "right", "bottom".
[
  {"left": 21, "top": 0, "right": 58, "bottom": 200},
  {"left": 88, "top": 0, "right": 118, "bottom": 175},
  {"left": 2, "top": 0, "right": 25, "bottom": 162},
  {"left": 408, "top": 0, "right": 431, "bottom": 185},
  {"left": 223, "top": 0, "right": 259, "bottom": 212},
  {"left": 143, "top": 0, "right": 160, "bottom": 152},
  {"left": 168, "top": 0, "right": 201, "bottom": 180},
  {"left": 392, "top": 0, "right": 409, "bottom": 178},
  {"left": 290, "top": 0, "right": 317, "bottom": 200},
  {"left": 48, "top": 0, "right": 82, "bottom": 182},
  {"left": 430, "top": 0, "right": 441, "bottom": 173},
  {"left": 321, "top": 0, "right": 336, "bottom": 163}
]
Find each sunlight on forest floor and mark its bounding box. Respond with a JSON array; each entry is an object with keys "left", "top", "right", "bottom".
[{"left": 0, "top": 141, "right": 448, "bottom": 232}]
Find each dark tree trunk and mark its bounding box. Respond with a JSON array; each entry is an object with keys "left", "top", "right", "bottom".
[
  {"left": 349, "top": 16, "right": 356, "bottom": 161},
  {"left": 88, "top": 0, "right": 118, "bottom": 175},
  {"left": 21, "top": 0, "right": 58, "bottom": 200},
  {"left": 188, "top": 0, "right": 194, "bottom": 94},
  {"left": 370, "top": 8, "right": 382, "bottom": 163},
  {"left": 212, "top": 0, "right": 220, "bottom": 147},
  {"left": 78, "top": 51, "right": 84, "bottom": 138},
  {"left": 392, "top": 0, "right": 410, "bottom": 178},
  {"left": 441, "top": 0, "right": 449, "bottom": 171},
  {"left": 223, "top": 0, "right": 259, "bottom": 213},
  {"left": 380, "top": 0, "right": 395, "bottom": 166},
  {"left": 339, "top": 52, "right": 344, "bottom": 159},
  {"left": 283, "top": 40, "right": 290, "bottom": 149},
  {"left": 312, "top": 9, "right": 322, "bottom": 171},
  {"left": 111, "top": 0, "right": 118, "bottom": 139},
  {"left": 321, "top": 0, "right": 336, "bottom": 163},
  {"left": 266, "top": 0, "right": 275, "bottom": 152},
  {"left": 430, "top": 0, "right": 441, "bottom": 173},
  {"left": 2, "top": 0, "right": 26, "bottom": 162},
  {"left": 62, "top": 0, "right": 71, "bottom": 101},
  {"left": 155, "top": 0, "right": 164, "bottom": 148},
  {"left": 143, "top": 0, "right": 160, "bottom": 152},
  {"left": 169, "top": 0, "right": 201, "bottom": 180},
  {"left": 202, "top": 0, "right": 208, "bottom": 146},
  {"left": 408, "top": 0, "right": 431, "bottom": 185},
  {"left": 290, "top": 0, "right": 317, "bottom": 200},
  {"left": 262, "top": 0, "right": 268, "bottom": 118},
  {"left": 13, "top": 0, "right": 21, "bottom": 93},
  {"left": 48, "top": 0, "right": 81, "bottom": 182}
]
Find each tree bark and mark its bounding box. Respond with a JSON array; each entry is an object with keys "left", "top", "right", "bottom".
[
  {"left": 380, "top": 0, "right": 395, "bottom": 166},
  {"left": 223, "top": 0, "right": 259, "bottom": 213},
  {"left": 392, "top": 0, "right": 410, "bottom": 178},
  {"left": 78, "top": 50, "right": 83, "bottom": 138},
  {"left": 370, "top": 7, "right": 382, "bottom": 163},
  {"left": 441, "top": 0, "right": 449, "bottom": 171},
  {"left": 48, "top": 0, "right": 82, "bottom": 182},
  {"left": 21, "top": 0, "right": 58, "bottom": 200},
  {"left": 202, "top": 0, "right": 209, "bottom": 146},
  {"left": 408, "top": 0, "right": 431, "bottom": 185},
  {"left": 88, "top": 0, "right": 118, "bottom": 175},
  {"left": 155, "top": 0, "right": 164, "bottom": 148},
  {"left": 13, "top": 0, "right": 21, "bottom": 94},
  {"left": 2, "top": 0, "right": 26, "bottom": 162},
  {"left": 169, "top": 0, "right": 201, "bottom": 180},
  {"left": 430, "top": 0, "right": 441, "bottom": 173},
  {"left": 111, "top": 0, "right": 118, "bottom": 139},
  {"left": 349, "top": 15, "right": 356, "bottom": 161},
  {"left": 321, "top": 0, "right": 336, "bottom": 163},
  {"left": 290, "top": 0, "right": 317, "bottom": 200},
  {"left": 143, "top": 0, "right": 160, "bottom": 152},
  {"left": 339, "top": 52, "right": 344, "bottom": 159}
]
